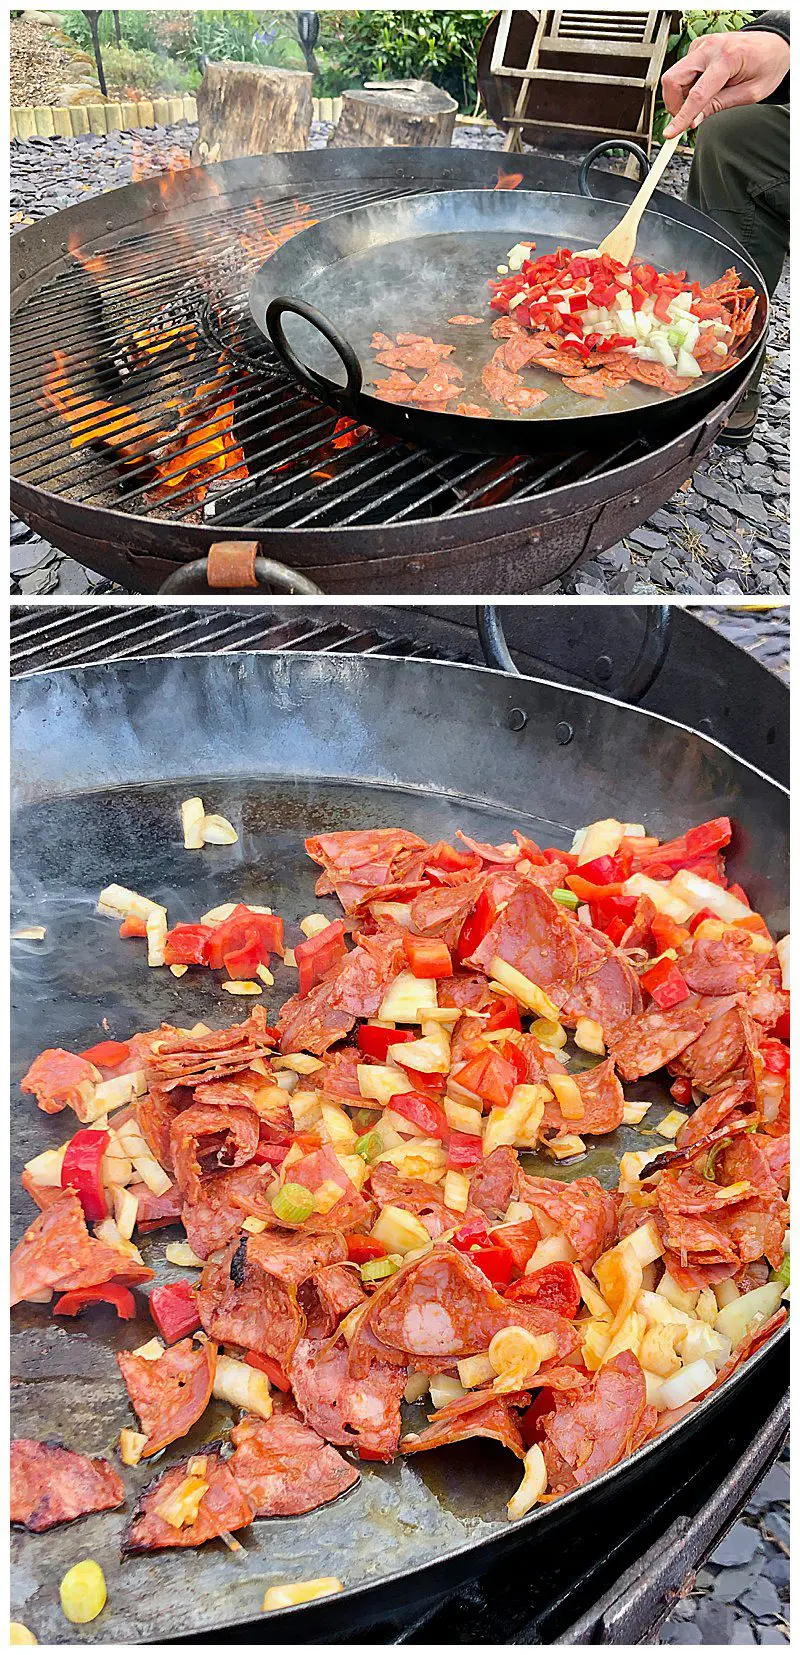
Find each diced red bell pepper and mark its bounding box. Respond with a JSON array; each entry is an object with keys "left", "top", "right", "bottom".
[
  {"left": 403, "top": 934, "right": 453, "bottom": 980},
  {"left": 119, "top": 915, "right": 147, "bottom": 938},
  {"left": 639, "top": 957, "right": 690, "bottom": 1010},
  {"left": 589, "top": 893, "right": 639, "bottom": 939},
  {"left": 357, "top": 1025, "right": 414, "bottom": 1061},
  {"left": 520, "top": 1389, "right": 555, "bottom": 1447},
  {"left": 543, "top": 847, "right": 579, "bottom": 871},
  {"left": 61, "top": 1129, "right": 110, "bottom": 1222},
  {"left": 244, "top": 1350, "right": 291, "bottom": 1391},
  {"left": 650, "top": 914, "right": 690, "bottom": 954},
  {"left": 427, "top": 842, "right": 481, "bottom": 874},
  {"left": 469, "top": 1244, "right": 514, "bottom": 1288},
  {"left": 505, "top": 1261, "right": 580, "bottom": 1318},
  {"left": 53, "top": 1282, "right": 137, "bottom": 1319},
  {"left": 149, "top": 1279, "right": 201, "bottom": 1344},
  {"left": 447, "top": 1131, "right": 484, "bottom": 1169},
  {"left": 222, "top": 930, "right": 268, "bottom": 979},
  {"left": 456, "top": 889, "right": 497, "bottom": 962},
  {"left": 452, "top": 1216, "right": 489, "bottom": 1252},
  {"left": 484, "top": 995, "right": 522, "bottom": 1034},
  {"left": 295, "top": 920, "right": 347, "bottom": 998},
  {"left": 688, "top": 906, "right": 719, "bottom": 936},
  {"left": 347, "top": 1233, "right": 388, "bottom": 1264},
  {"left": 252, "top": 1141, "right": 290, "bottom": 1167},
  {"left": 579, "top": 851, "right": 632, "bottom": 886},
  {"left": 390, "top": 1091, "right": 449, "bottom": 1140},
  {"left": 769, "top": 1007, "right": 790, "bottom": 1043},
  {"left": 670, "top": 1077, "right": 694, "bottom": 1107},
  {"left": 760, "top": 1039, "right": 790, "bottom": 1076},
  {"left": 454, "top": 1048, "right": 518, "bottom": 1110},
  {"left": 567, "top": 873, "right": 627, "bottom": 905},
  {"left": 500, "top": 1040, "right": 528, "bottom": 1084},
  {"left": 653, "top": 291, "right": 674, "bottom": 323},
  {"left": 79, "top": 1039, "right": 131, "bottom": 1069},
  {"left": 631, "top": 817, "right": 732, "bottom": 875},
  {"left": 163, "top": 923, "right": 214, "bottom": 968},
  {"left": 491, "top": 1219, "right": 541, "bottom": 1273}
]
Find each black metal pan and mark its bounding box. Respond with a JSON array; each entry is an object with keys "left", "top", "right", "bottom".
[
  {"left": 251, "top": 149, "right": 768, "bottom": 455},
  {"left": 11, "top": 650, "right": 787, "bottom": 1644}
]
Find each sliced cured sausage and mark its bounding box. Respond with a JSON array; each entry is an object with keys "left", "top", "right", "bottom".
[
  {"left": 123, "top": 1447, "right": 253, "bottom": 1553},
  {"left": 11, "top": 1439, "right": 125, "bottom": 1531},
  {"left": 117, "top": 1337, "right": 216, "bottom": 1457},
  {"left": 229, "top": 1413, "right": 359, "bottom": 1516},
  {"left": 467, "top": 884, "right": 579, "bottom": 1006}
]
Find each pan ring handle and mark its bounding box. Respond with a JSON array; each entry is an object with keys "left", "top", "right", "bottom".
[
  {"left": 266, "top": 297, "right": 362, "bottom": 414},
  {"left": 158, "top": 557, "right": 323, "bottom": 596},
  {"left": 477, "top": 605, "right": 672, "bottom": 705},
  {"left": 578, "top": 140, "right": 650, "bottom": 199}
]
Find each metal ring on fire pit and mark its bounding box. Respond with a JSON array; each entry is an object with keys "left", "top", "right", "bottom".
[
  {"left": 158, "top": 545, "right": 322, "bottom": 595},
  {"left": 578, "top": 140, "right": 650, "bottom": 199},
  {"left": 477, "top": 604, "right": 672, "bottom": 704}
]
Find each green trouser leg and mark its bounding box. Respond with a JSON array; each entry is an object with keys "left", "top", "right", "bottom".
[{"left": 688, "top": 103, "right": 789, "bottom": 412}]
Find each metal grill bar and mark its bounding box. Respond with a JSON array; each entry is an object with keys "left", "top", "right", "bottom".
[{"left": 9, "top": 604, "right": 447, "bottom": 676}]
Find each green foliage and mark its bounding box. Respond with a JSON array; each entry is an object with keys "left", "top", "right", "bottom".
[
  {"left": 101, "top": 45, "right": 200, "bottom": 97},
  {"left": 653, "top": 8, "right": 754, "bottom": 141},
  {"left": 315, "top": 10, "right": 490, "bottom": 108},
  {"left": 58, "top": 9, "right": 491, "bottom": 111}
]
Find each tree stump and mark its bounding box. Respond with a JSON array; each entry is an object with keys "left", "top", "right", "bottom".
[
  {"left": 191, "top": 61, "right": 313, "bottom": 165},
  {"left": 329, "top": 79, "right": 457, "bottom": 149}
]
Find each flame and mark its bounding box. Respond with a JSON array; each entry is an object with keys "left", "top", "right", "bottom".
[
  {"left": 235, "top": 198, "right": 317, "bottom": 264},
  {"left": 68, "top": 235, "right": 109, "bottom": 280},
  {"left": 120, "top": 320, "right": 199, "bottom": 368},
  {"left": 41, "top": 350, "right": 168, "bottom": 460},
  {"left": 41, "top": 349, "right": 248, "bottom": 505},
  {"left": 494, "top": 170, "right": 524, "bottom": 191},
  {"left": 130, "top": 133, "right": 193, "bottom": 186}
]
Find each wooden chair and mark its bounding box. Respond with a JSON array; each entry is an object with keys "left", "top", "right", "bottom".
[{"left": 484, "top": 9, "right": 678, "bottom": 155}]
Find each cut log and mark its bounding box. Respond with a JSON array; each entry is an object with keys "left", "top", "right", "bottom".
[
  {"left": 191, "top": 61, "right": 312, "bottom": 165},
  {"left": 329, "top": 79, "right": 457, "bottom": 149}
]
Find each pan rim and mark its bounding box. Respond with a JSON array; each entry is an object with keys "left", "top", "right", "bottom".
[{"left": 11, "top": 649, "right": 788, "bottom": 806}]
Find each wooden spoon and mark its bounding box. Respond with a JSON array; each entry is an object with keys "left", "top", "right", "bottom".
[{"left": 596, "top": 133, "right": 683, "bottom": 267}]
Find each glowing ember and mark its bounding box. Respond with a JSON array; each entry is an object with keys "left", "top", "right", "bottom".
[{"left": 494, "top": 171, "right": 524, "bottom": 191}]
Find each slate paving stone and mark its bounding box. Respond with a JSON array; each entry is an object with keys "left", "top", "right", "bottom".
[
  {"left": 8, "top": 122, "right": 789, "bottom": 595},
  {"left": 712, "top": 1524, "right": 763, "bottom": 1568},
  {"left": 739, "top": 1578, "right": 782, "bottom": 1620}
]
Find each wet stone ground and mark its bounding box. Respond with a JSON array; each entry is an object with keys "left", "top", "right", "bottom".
[
  {"left": 658, "top": 1447, "right": 790, "bottom": 1646},
  {"left": 9, "top": 120, "right": 789, "bottom": 595}
]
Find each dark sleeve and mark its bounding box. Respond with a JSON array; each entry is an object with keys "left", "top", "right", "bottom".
[{"left": 741, "top": 11, "right": 790, "bottom": 103}]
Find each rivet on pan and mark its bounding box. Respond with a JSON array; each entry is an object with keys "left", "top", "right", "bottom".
[
  {"left": 698, "top": 717, "right": 714, "bottom": 736},
  {"left": 106, "top": 220, "right": 114, "bottom": 231},
  {"left": 631, "top": 494, "right": 641, "bottom": 507},
  {"left": 594, "top": 654, "right": 613, "bottom": 682},
  {"left": 555, "top": 721, "right": 574, "bottom": 746},
  {"left": 508, "top": 707, "right": 527, "bottom": 732}
]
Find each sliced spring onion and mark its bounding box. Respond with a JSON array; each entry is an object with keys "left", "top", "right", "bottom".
[
  {"left": 552, "top": 887, "right": 579, "bottom": 910},
  {"left": 354, "top": 1129, "right": 383, "bottom": 1162},
  {"left": 770, "top": 1253, "right": 790, "bottom": 1290},
  {"left": 271, "top": 1182, "right": 314, "bottom": 1224},
  {"left": 360, "top": 1254, "right": 402, "bottom": 1284}
]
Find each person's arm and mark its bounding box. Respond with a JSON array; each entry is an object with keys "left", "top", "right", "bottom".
[{"left": 662, "top": 15, "right": 790, "bottom": 139}]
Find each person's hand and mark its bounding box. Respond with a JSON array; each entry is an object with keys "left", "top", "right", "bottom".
[{"left": 661, "top": 29, "right": 790, "bottom": 138}]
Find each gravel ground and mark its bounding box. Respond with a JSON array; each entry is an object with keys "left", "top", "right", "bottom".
[{"left": 9, "top": 120, "right": 790, "bottom": 593}]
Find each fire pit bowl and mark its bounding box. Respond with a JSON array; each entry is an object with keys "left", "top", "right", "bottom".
[{"left": 11, "top": 147, "right": 756, "bottom": 594}]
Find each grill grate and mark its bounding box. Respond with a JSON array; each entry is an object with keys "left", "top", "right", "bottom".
[
  {"left": 12, "top": 176, "right": 648, "bottom": 532},
  {"left": 9, "top": 603, "right": 453, "bottom": 676}
]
